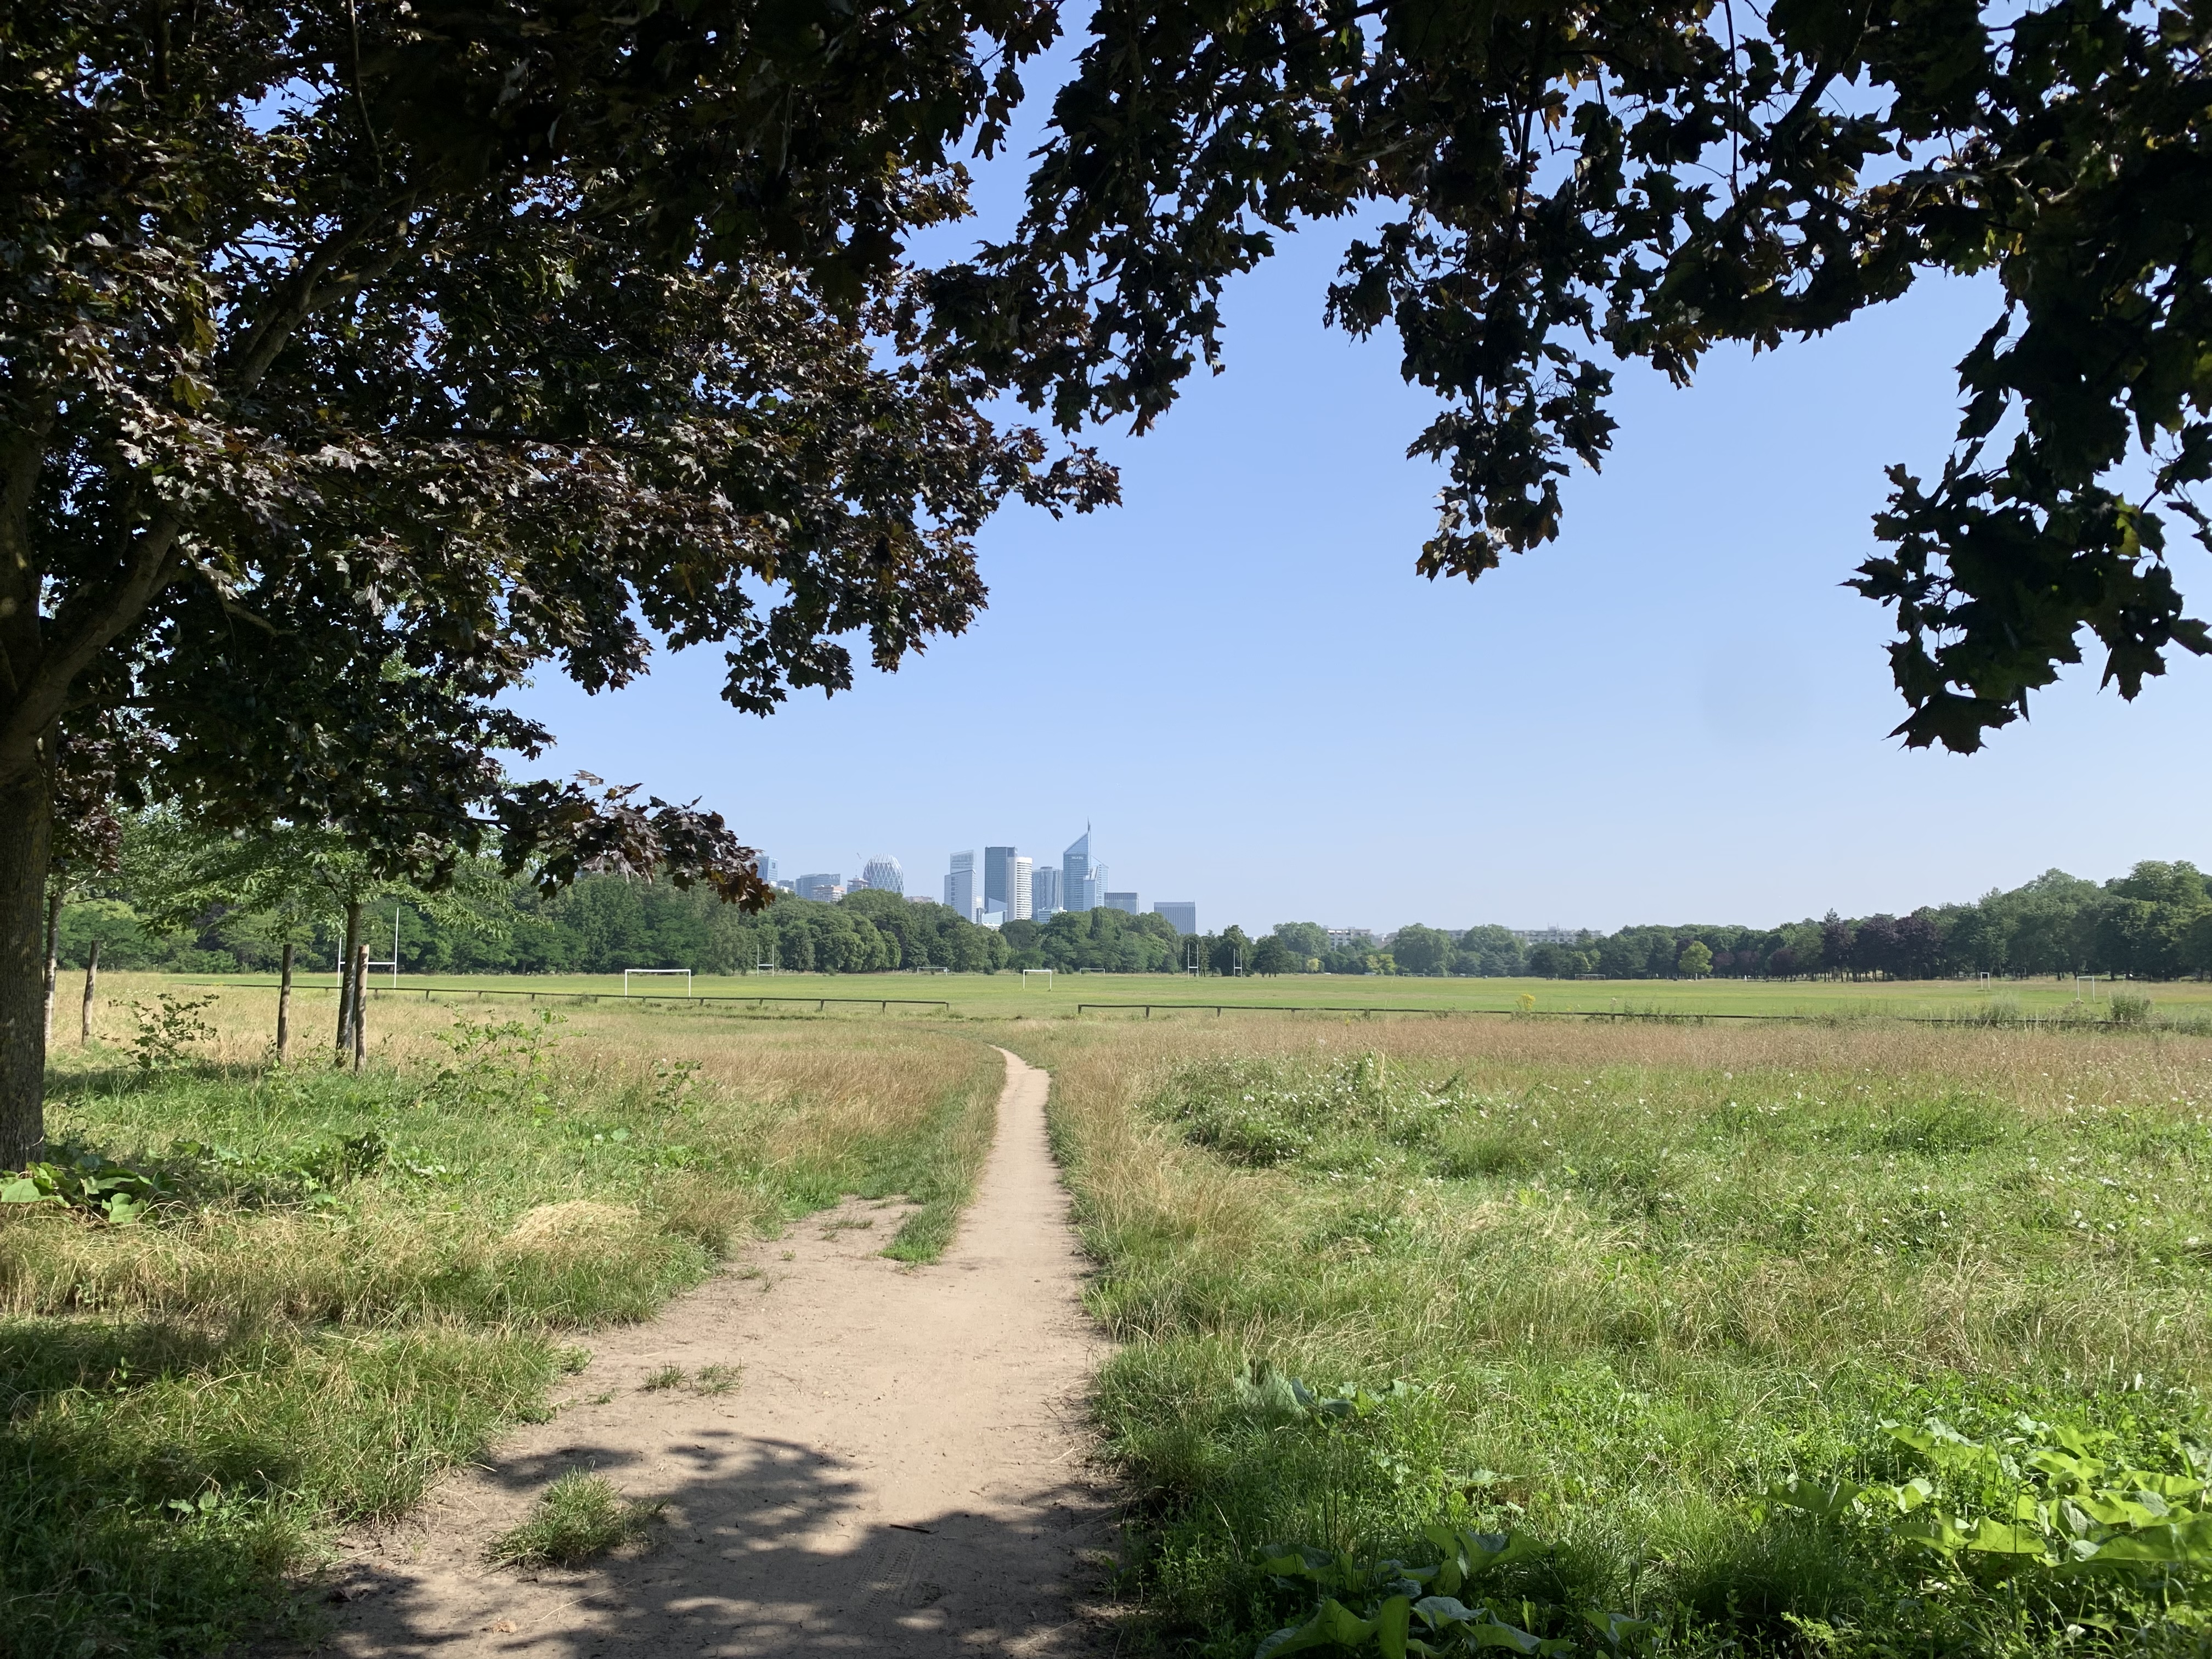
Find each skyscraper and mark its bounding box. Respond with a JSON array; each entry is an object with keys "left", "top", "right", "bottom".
[
  {"left": 1031, "top": 865, "right": 1060, "bottom": 918},
  {"left": 861, "top": 855, "right": 904, "bottom": 895},
  {"left": 796, "top": 873, "right": 843, "bottom": 902},
  {"left": 1012, "top": 856, "right": 1033, "bottom": 921},
  {"left": 984, "top": 846, "right": 1017, "bottom": 919},
  {"left": 1153, "top": 902, "right": 1198, "bottom": 935},
  {"left": 944, "top": 851, "right": 975, "bottom": 918},
  {"left": 757, "top": 856, "right": 777, "bottom": 885},
  {"left": 1105, "top": 891, "right": 1139, "bottom": 915},
  {"left": 1063, "top": 830, "right": 1097, "bottom": 912}
]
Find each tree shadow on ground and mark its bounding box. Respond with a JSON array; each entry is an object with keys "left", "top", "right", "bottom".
[{"left": 315, "top": 1426, "right": 1118, "bottom": 1657}]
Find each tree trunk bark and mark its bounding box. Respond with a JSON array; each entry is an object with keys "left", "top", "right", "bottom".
[
  {"left": 335, "top": 900, "right": 361, "bottom": 1059},
  {"left": 0, "top": 766, "right": 54, "bottom": 1168},
  {"left": 80, "top": 938, "right": 99, "bottom": 1044},
  {"left": 276, "top": 941, "right": 294, "bottom": 1060},
  {"left": 351, "top": 941, "right": 368, "bottom": 1073},
  {"left": 41, "top": 885, "right": 60, "bottom": 1040}
]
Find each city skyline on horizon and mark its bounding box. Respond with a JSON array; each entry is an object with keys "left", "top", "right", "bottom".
[{"left": 507, "top": 244, "right": 2209, "bottom": 933}]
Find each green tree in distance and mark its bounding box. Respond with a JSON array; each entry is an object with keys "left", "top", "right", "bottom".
[
  {"left": 1208, "top": 926, "right": 1256, "bottom": 978},
  {"left": 1391, "top": 924, "right": 1457, "bottom": 977},
  {"left": 128, "top": 812, "right": 509, "bottom": 1057},
  {"left": 1678, "top": 940, "right": 1716, "bottom": 979}
]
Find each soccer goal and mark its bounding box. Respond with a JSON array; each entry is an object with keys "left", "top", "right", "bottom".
[
  {"left": 625, "top": 969, "right": 694, "bottom": 997},
  {"left": 1022, "top": 968, "right": 1054, "bottom": 990}
]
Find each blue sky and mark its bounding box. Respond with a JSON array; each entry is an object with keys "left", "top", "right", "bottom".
[{"left": 510, "top": 115, "right": 2210, "bottom": 936}]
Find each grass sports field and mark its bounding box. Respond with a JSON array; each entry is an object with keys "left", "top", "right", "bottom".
[
  {"left": 14, "top": 975, "right": 2212, "bottom": 1657},
  {"left": 170, "top": 966, "right": 2212, "bottom": 1026}
]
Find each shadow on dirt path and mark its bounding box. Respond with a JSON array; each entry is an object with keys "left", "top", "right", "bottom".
[{"left": 311, "top": 1048, "right": 1118, "bottom": 1656}]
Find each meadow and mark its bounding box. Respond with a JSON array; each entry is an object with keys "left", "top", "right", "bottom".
[
  {"left": 997, "top": 1013, "right": 2212, "bottom": 1659},
  {"left": 3, "top": 983, "right": 1001, "bottom": 1658},
  {"left": 172, "top": 964, "right": 2212, "bottom": 1027},
  {"left": 16, "top": 974, "right": 2212, "bottom": 1659}
]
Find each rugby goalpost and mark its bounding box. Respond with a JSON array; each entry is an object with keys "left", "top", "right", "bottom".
[
  {"left": 625, "top": 969, "right": 694, "bottom": 997},
  {"left": 1021, "top": 968, "right": 1054, "bottom": 990}
]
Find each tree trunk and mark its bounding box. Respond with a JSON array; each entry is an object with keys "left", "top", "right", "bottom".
[
  {"left": 276, "top": 942, "right": 294, "bottom": 1060},
  {"left": 0, "top": 766, "right": 54, "bottom": 1168},
  {"left": 351, "top": 942, "right": 368, "bottom": 1073},
  {"left": 40, "top": 885, "right": 60, "bottom": 1040},
  {"left": 335, "top": 900, "right": 361, "bottom": 1058},
  {"left": 80, "top": 938, "right": 99, "bottom": 1044}
]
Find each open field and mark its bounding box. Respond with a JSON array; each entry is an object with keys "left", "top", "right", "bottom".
[
  {"left": 996, "top": 1012, "right": 2212, "bottom": 1658},
  {"left": 5, "top": 984, "right": 1001, "bottom": 1658},
  {"left": 166, "top": 966, "right": 2212, "bottom": 1026},
  {"left": 20, "top": 978, "right": 2212, "bottom": 1657}
]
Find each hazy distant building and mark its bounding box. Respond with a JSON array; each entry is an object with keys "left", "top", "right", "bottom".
[
  {"left": 797, "top": 873, "right": 843, "bottom": 902},
  {"left": 757, "top": 856, "right": 777, "bottom": 885},
  {"left": 861, "top": 855, "right": 904, "bottom": 895},
  {"left": 1328, "top": 927, "right": 1376, "bottom": 952},
  {"left": 944, "top": 851, "right": 975, "bottom": 918},
  {"left": 1012, "top": 856, "right": 1033, "bottom": 921},
  {"left": 1105, "top": 891, "right": 1138, "bottom": 915},
  {"left": 1153, "top": 902, "right": 1197, "bottom": 935},
  {"left": 1510, "top": 927, "right": 1594, "bottom": 945},
  {"left": 1031, "top": 865, "right": 1061, "bottom": 918},
  {"left": 1063, "top": 830, "right": 1098, "bottom": 912},
  {"left": 984, "top": 846, "right": 1017, "bottom": 917}
]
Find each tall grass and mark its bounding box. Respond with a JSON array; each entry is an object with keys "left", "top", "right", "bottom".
[
  {"left": 4, "top": 983, "right": 999, "bottom": 1658},
  {"left": 1007, "top": 1017, "right": 2212, "bottom": 1657}
]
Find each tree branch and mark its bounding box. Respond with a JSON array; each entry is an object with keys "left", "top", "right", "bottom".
[
  {"left": 0, "top": 397, "right": 59, "bottom": 702},
  {"left": 0, "top": 511, "right": 184, "bottom": 790}
]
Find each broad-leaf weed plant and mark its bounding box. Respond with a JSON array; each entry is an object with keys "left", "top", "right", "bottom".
[
  {"left": 3, "top": 981, "right": 1000, "bottom": 1659},
  {"left": 1008, "top": 1015, "right": 2212, "bottom": 1659}
]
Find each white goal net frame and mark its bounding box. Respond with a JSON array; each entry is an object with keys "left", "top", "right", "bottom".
[
  {"left": 624, "top": 969, "right": 695, "bottom": 997},
  {"left": 1021, "top": 968, "right": 1054, "bottom": 990}
]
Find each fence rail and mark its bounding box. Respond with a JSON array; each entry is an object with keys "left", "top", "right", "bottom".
[
  {"left": 1069, "top": 1000, "right": 2125, "bottom": 1027},
  {"left": 180, "top": 981, "right": 951, "bottom": 1014},
  {"left": 175, "top": 981, "right": 2148, "bottom": 1029}
]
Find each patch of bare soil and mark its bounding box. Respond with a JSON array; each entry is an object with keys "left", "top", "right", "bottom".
[{"left": 309, "top": 1047, "right": 1115, "bottom": 1656}]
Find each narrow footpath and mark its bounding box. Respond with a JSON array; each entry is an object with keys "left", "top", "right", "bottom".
[{"left": 318, "top": 1048, "right": 1115, "bottom": 1657}]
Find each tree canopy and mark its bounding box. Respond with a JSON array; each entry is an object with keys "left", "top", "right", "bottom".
[{"left": 961, "top": 0, "right": 2211, "bottom": 751}]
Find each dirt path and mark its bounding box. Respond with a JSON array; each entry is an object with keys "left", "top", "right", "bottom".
[{"left": 316, "top": 1047, "right": 1115, "bottom": 1657}]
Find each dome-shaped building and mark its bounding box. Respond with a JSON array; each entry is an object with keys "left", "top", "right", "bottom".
[{"left": 860, "top": 855, "right": 904, "bottom": 895}]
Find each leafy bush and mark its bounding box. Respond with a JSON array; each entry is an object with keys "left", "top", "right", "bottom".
[
  {"left": 419, "top": 1011, "right": 568, "bottom": 1113},
  {"left": 0, "top": 1153, "right": 171, "bottom": 1223},
  {"left": 1767, "top": 1415, "right": 2212, "bottom": 1635},
  {"left": 2109, "top": 992, "right": 2156, "bottom": 1026},
  {"left": 1258, "top": 1526, "right": 1650, "bottom": 1658},
  {"left": 126, "top": 992, "right": 218, "bottom": 1073}
]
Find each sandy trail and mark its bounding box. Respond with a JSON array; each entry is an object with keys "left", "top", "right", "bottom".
[{"left": 316, "top": 1047, "right": 1114, "bottom": 1657}]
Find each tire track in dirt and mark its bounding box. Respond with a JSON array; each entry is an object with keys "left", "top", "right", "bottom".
[{"left": 313, "top": 1047, "right": 1115, "bottom": 1656}]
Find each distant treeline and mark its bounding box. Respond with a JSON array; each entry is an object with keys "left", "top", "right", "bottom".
[
  {"left": 55, "top": 866, "right": 1193, "bottom": 978},
  {"left": 1242, "top": 861, "right": 2212, "bottom": 980},
  {"left": 54, "top": 851, "right": 2212, "bottom": 981}
]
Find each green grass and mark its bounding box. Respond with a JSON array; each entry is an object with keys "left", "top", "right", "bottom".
[
  {"left": 2, "top": 997, "right": 1000, "bottom": 1658},
  {"left": 163, "top": 965, "right": 2212, "bottom": 1028},
  {"left": 1009, "top": 1014, "right": 2212, "bottom": 1658},
  {"left": 484, "top": 1470, "right": 663, "bottom": 1568}
]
